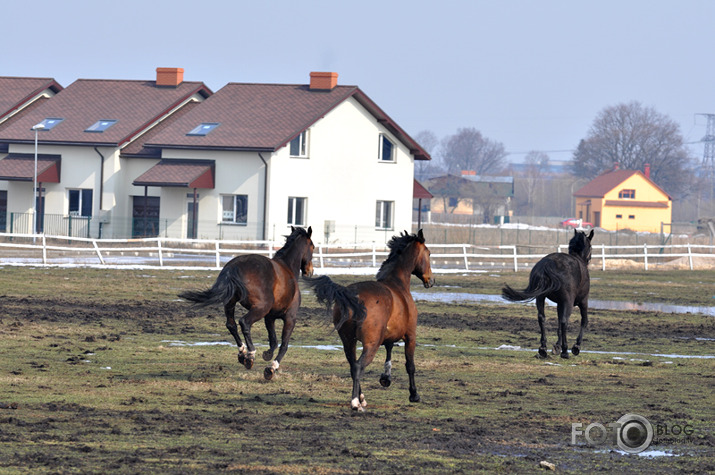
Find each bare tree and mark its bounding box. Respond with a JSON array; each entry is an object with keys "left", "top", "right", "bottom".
[
  {"left": 441, "top": 127, "right": 507, "bottom": 176},
  {"left": 519, "top": 151, "right": 549, "bottom": 216},
  {"left": 413, "top": 130, "right": 441, "bottom": 180},
  {"left": 572, "top": 101, "right": 695, "bottom": 196}
]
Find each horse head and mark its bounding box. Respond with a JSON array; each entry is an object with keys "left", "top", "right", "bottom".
[
  {"left": 569, "top": 229, "right": 594, "bottom": 263},
  {"left": 296, "top": 226, "right": 315, "bottom": 277},
  {"left": 411, "top": 229, "right": 435, "bottom": 288}
]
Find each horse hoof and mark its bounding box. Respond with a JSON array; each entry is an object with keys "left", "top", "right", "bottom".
[
  {"left": 409, "top": 393, "right": 421, "bottom": 403},
  {"left": 264, "top": 367, "right": 274, "bottom": 380},
  {"left": 237, "top": 353, "right": 245, "bottom": 365},
  {"left": 379, "top": 374, "right": 392, "bottom": 387},
  {"left": 538, "top": 348, "right": 548, "bottom": 358},
  {"left": 571, "top": 345, "right": 580, "bottom": 356},
  {"left": 243, "top": 358, "right": 254, "bottom": 370},
  {"left": 560, "top": 352, "right": 570, "bottom": 359},
  {"left": 262, "top": 350, "right": 274, "bottom": 361}
]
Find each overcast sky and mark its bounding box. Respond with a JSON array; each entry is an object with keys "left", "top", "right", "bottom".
[{"left": 4, "top": 1, "right": 713, "bottom": 164}]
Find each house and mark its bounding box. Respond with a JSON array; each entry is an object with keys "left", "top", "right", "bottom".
[
  {"left": 131, "top": 71, "right": 430, "bottom": 243},
  {"left": 573, "top": 165, "right": 672, "bottom": 232},
  {"left": 426, "top": 172, "right": 514, "bottom": 223},
  {"left": 0, "top": 68, "right": 212, "bottom": 238},
  {"left": 0, "top": 70, "right": 430, "bottom": 243},
  {"left": 0, "top": 77, "right": 64, "bottom": 230}
]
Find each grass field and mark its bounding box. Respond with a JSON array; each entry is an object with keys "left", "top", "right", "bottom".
[{"left": 0, "top": 267, "right": 713, "bottom": 473}]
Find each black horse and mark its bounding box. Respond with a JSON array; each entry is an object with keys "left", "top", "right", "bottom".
[
  {"left": 179, "top": 226, "right": 314, "bottom": 380},
  {"left": 502, "top": 229, "right": 594, "bottom": 359}
]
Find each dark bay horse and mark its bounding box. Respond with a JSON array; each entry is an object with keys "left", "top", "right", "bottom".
[
  {"left": 179, "top": 226, "right": 314, "bottom": 380},
  {"left": 306, "top": 230, "right": 434, "bottom": 411},
  {"left": 502, "top": 229, "right": 594, "bottom": 359}
]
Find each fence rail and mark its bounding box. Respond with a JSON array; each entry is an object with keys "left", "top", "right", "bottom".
[{"left": 0, "top": 233, "right": 712, "bottom": 272}]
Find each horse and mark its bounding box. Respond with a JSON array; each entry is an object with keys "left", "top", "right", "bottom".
[
  {"left": 305, "top": 229, "right": 434, "bottom": 411},
  {"left": 179, "top": 226, "right": 314, "bottom": 380},
  {"left": 501, "top": 229, "right": 594, "bottom": 359}
]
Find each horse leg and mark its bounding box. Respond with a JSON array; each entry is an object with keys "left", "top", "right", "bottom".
[
  {"left": 224, "top": 301, "right": 247, "bottom": 365},
  {"left": 238, "top": 305, "right": 270, "bottom": 370},
  {"left": 262, "top": 316, "right": 278, "bottom": 362},
  {"left": 264, "top": 313, "right": 296, "bottom": 381},
  {"left": 379, "top": 342, "right": 394, "bottom": 388},
  {"left": 536, "top": 297, "right": 548, "bottom": 358},
  {"left": 404, "top": 336, "right": 420, "bottom": 403},
  {"left": 572, "top": 301, "right": 588, "bottom": 356},
  {"left": 339, "top": 330, "right": 364, "bottom": 411},
  {"left": 556, "top": 302, "right": 573, "bottom": 359}
]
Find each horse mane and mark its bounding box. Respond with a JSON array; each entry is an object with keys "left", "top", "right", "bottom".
[
  {"left": 274, "top": 227, "right": 309, "bottom": 260},
  {"left": 376, "top": 231, "right": 422, "bottom": 281},
  {"left": 568, "top": 231, "right": 591, "bottom": 262}
]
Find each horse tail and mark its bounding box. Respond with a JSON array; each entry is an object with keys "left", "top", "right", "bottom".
[
  {"left": 179, "top": 265, "right": 247, "bottom": 308},
  {"left": 304, "top": 275, "right": 367, "bottom": 330},
  {"left": 501, "top": 259, "right": 562, "bottom": 302}
]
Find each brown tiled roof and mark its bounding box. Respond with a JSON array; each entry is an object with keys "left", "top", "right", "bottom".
[
  {"left": 133, "top": 159, "right": 215, "bottom": 188},
  {"left": 0, "top": 153, "right": 61, "bottom": 182},
  {"left": 574, "top": 169, "right": 672, "bottom": 200},
  {"left": 146, "top": 82, "right": 431, "bottom": 160},
  {"left": 0, "top": 79, "right": 211, "bottom": 147},
  {"left": 121, "top": 101, "right": 201, "bottom": 157},
  {"left": 0, "top": 77, "right": 63, "bottom": 122},
  {"left": 413, "top": 179, "right": 433, "bottom": 199}
]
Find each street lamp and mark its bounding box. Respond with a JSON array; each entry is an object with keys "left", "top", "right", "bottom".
[{"left": 32, "top": 122, "right": 45, "bottom": 236}]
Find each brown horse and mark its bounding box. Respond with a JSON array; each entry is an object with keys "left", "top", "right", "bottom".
[
  {"left": 502, "top": 229, "right": 594, "bottom": 359},
  {"left": 179, "top": 226, "right": 314, "bottom": 380},
  {"left": 306, "top": 230, "right": 434, "bottom": 411}
]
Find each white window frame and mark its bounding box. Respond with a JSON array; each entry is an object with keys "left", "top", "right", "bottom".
[
  {"left": 287, "top": 197, "right": 307, "bottom": 226},
  {"left": 375, "top": 200, "right": 394, "bottom": 230},
  {"left": 68, "top": 189, "right": 93, "bottom": 217},
  {"left": 378, "top": 134, "right": 396, "bottom": 162},
  {"left": 221, "top": 194, "right": 248, "bottom": 225},
  {"left": 290, "top": 130, "right": 309, "bottom": 158}
]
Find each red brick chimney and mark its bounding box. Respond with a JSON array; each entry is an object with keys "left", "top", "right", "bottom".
[
  {"left": 156, "top": 67, "right": 184, "bottom": 87},
  {"left": 309, "top": 72, "right": 338, "bottom": 90},
  {"left": 644, "top": 163, "right": 651, "bottom": 178}
]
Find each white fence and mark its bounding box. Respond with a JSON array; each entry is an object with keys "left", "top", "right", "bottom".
[{"left": 0, "top": 233, "right": 713, "bottom": 272}]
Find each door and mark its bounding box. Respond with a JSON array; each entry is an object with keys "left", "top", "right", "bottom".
[
  {"left": 187, "top": 200, "right": 198, "bottom": 239},
  {"left": 132, "top": 196, "right": 160, "bottom": 238}
]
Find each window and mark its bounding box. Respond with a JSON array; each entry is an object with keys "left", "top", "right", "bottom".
[
  {"left": 616, "top": 214, "right": 622, "bottom": 219},
  {"left": 290, "top": 131, "right": 308, "bottom": 157},
  {"left": 34, "top": 118, "right": 63, "bottom": 131},
  {"left": 619, "top": 189, "right": 635, "bottom": 199},
  {"left": 221, "top": 195, "right": 248, "bottom": 225},
  {"left": 287, "top": 197, "right": 307, "bottom": 226},
  {"left": 85, "top": 119, "right": 117, "bottom": 133},
  {"left": 375, "top": 200, "right": 394, "bottom": 230},
  {"left": 187, "top": 123, "right": 220, "bottom": 136},
  {"left": 68, "top": 189, "right": 93, "bottom": 217},
  {"left": 629, "top": 215, "right": 635, "bottom": 220},
  {"left": 378, "top": 134, "right": 395, "bottom": 162}
]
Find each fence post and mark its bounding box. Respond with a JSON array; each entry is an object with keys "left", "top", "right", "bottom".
[
  {"left": 687, "top": 243, "right": 693, "bottom": 270},
  {"left": 462, "top": 245, "right": 469, "bottom": 271},
  {"left": 215, "top": 241, "right": 221, "bottom": 268},
  {"left": 42, "top": 234, "right": 47, "bottom": 266},
  {"left": 512, "top": 245, "right": 518, "bottom": 272},
  {"left": 643, "top": 243, "right": 648, "bottom": 271},
  {"left": 601, "top": 244, "right": 606, "bottom": 271},
  {"left": 157, "top": 239, "right": 164, "bottom": 267},
  {"left": 93, "top": 239, "right": 105, "bottom": 265}
]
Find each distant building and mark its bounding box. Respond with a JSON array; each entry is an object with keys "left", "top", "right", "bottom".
[
  {"left": 573, "top": 165, "right": 672, "bottom": 232},
  {"left": 426, "top": 172, "right": 514, "bottom": 223}
]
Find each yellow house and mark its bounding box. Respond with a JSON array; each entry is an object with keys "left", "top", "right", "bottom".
[{"left": 573, "top": 168, "right": 672, "bottom": 233}]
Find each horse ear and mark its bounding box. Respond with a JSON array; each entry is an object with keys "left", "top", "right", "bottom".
[
  {"left": 588, "top": 229, "right": 594, "bottom": 241},
  {"left": 574, "top": 229, "right": 578, "bottom": 237},
  {"left": 291, "top": 226, "right": 296, "bottom": 233},
  {"left": 307, "top": 226, "right": 312, "bottom": 238},
  {"left": 417, "top": 228, "right": 425, "bottom": 243}
]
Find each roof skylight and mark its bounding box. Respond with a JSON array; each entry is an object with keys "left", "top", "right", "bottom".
[
  {"left": 34, "top": 118, "right": 64, "bottom": 131},
  {"left": 85, "top": 119, "right": 117, "bottom": 133},
  {"left": 187, "top": 123, "right": 220, "bottom": 136}
]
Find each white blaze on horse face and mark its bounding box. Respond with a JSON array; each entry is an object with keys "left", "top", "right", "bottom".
[{"left": 271, "top": 360, "right": 279, "bottom": 371}]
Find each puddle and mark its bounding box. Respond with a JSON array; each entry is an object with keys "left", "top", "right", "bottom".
[{"left": 412, "top": 291, "right": 715, "bottom": 316}]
